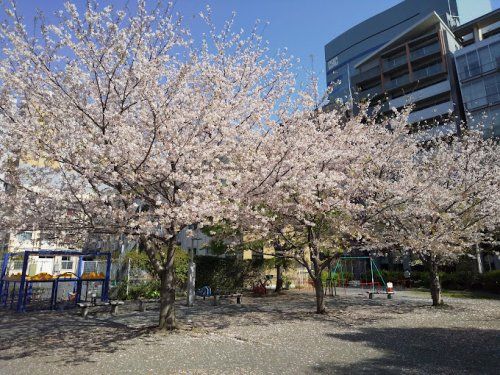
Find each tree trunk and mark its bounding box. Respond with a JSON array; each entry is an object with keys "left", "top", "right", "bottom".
[
  {"left": 275, "top": 263, "right": 283, "bottom": 292},
  {"left": 314, "top": 277, "right": 326, "bottom": 314},
  {"left": 158, "top": 241, "right": 176, "bottom": 330},
  {"left": 428, "top": 256, "right": 443, "bottom": 306}
]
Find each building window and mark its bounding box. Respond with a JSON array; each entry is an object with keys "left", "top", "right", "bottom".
[
  {"left": 457, "top": 42, "right": 500, "bottom": 81},
  {"left": 466, "top": 50, "right": 481, "bottom": 77},
  {"left": 463, "top": 80, "right": 487, "bottom": 110},
  {"left": 16, "top": 231, "right": 33, "bottom": 243},
  {"left": 40, "top": 232, "right": 55, "bottom": 247},
  {"left": 478, "top": 46, "right": 495, "bottom": 73},
  {"left": 61, "top": 256, "right": 73, "bottom": 270},
  {"left": 484, "top": 75, "right": 500, "bottom": 105}
]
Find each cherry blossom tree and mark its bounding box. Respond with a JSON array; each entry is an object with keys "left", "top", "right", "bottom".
[
  {"left": 0, "top": 1, "right": 295, "bottom": 329},
  {"left": 238, "top": 79, "right": 419, "bottom": 313},
  {"left": 367, "top": 130, "right": 500, "bottom": 305}
]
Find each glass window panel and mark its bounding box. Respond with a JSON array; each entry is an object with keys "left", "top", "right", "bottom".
[
  {"left": 456, "top": 55, "right": 468, "bottom": 80},
  {"left": 490, "top": 41, "right": 500, "bottom": 60},
  {"left": 466, "top": 50, "right": 480, "bottom": 77},
  {"left": 478, "top": 46, "right": 494, "bottom": 73},
  {"left": 16, "top": 231, "right": 32, "bottom": 242},
  {"left": 463, "top": 80, "right": 487, "bottom": 109}
]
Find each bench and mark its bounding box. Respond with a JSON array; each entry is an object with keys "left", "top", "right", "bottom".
[
  {"left": 110, "top": 300, "right": 124, "bottom": 314},
  {"left": 138, "top": 298, "right": 159, "bottom": 312},
  {"left": 213, "top": 293, "right": 242, "bottom": 306},
  {"left": 367, "top": 291, "right": 393, "bottom": 300},
  {"left": 77, "top": 301, "right": 109, "bottom": 318},
  {"left": 77, "top": 300, "right": 124, "bottom": 317}
]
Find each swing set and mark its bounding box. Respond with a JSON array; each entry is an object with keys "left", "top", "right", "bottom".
[
  {"left": 324, "top": 256, "right": 391, "bottom": 298},
  {"left": 0, "top": 250, "right": 112, "bottom": 312}
]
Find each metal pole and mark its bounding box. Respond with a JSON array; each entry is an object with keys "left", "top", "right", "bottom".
[
  {"left": 370, "top": 257, "right": 375, "bottom": 294},
  {"left": 187, "top": 237, "right": 198, "bottom": 307},
  {"left": 102, "top": 252, "right": 112, "bottom": 301},
  {"left": 126, "top": 257, "right": 131, "bottom": 298},
  {"left": 16, "top": 251, "right": 30, "bottom": 312},
  {"left": 0, "top": 253, "right": 10, "bottom": 304}
]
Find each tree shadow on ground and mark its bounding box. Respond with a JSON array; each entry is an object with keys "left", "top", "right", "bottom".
[
  {"left": 0, "top": 292, "right": 434, "bottom": 367},
  {"left": 0, "top": 309, "right": 153, "bottom": 366},
  {"left": 313, "top": 327, "right": 500, "bottom": 374},
  {"left": 177, "top": 292, "right": 427, "bottom": 331}
]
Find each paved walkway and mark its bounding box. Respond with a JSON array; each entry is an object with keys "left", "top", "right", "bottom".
[{"left": 0, "top": 290, "right": 499, "bottom": 374}]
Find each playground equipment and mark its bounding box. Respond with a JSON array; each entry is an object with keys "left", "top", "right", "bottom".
[
  {"left": 195, "top": 285, "right": 212, "bottom": 298},
  {"left": 326, "top": 256, "right": 391, "bottom": 298},
  {"left": 252, "top": 275, "right": 273, "bottom": 295},
  {"left": 0, "top": 250, "right": 112, "bottom": 312}
]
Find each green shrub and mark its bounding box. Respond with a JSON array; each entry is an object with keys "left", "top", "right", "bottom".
[
  {"left": 407, "top": 269, "right": 499, "bottom": 294},
  {"left": 195, "top": 256, "right": 245, "bottom": 291},
  {"left": 439, "top": 271, "right": 476, "bottom": 290},
  {"left": 124, "top": 246, "right": 189, "bottom": 288},
  {"left": 114, "top": 280, "right": 161, "bottom": 300},
  {"left": 480, "top": 270, "right": 500, "bottom": 293},
  {"left": 195, "top": 256, "right": 269, "bottom": 292},
  {"left": 381, "top": 270, "right": 404, "bottom": 282},
  {"left": 411, "top": 271, "right": 430, "bottom": 287}
]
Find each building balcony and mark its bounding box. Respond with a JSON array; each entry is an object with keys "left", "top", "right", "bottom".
[
  {"left": 351, "top": 65, "right": 381, "bottom": 85},
  {"left": 357, "top": 85, "right": 383, "bottom": 99},
  {"left": 389, "top": 80, "right": 451, "bottom": 109},
  {"left": 385, "top": 74, "right": 410, "bottom": 90},
  {"left": 407, "top": 100, "right": 454, "bottom": 123},
  {"left": 412, "top": 63, "right": 445, "bottom": 81},
  {"left": 382, "top": 54, "right": 408, "bottom": 73},
  {"left": 416, "top": 123, "right": 458, "bottom": 142},
  {"left": 410, "top": 43, "right": 441, "bottom": 62}
]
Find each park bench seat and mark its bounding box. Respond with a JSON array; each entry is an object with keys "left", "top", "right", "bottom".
[
  {"left": 138, "top": 298, "right": 159, "bottom": 312},
  {"left": 77, "top": 300, "right": 124, "bottom": 317},
  {"left": 110, "top": 300, "right": 124, "bottom": 315},
  {"left": 213, "top": 293, "right": 242, "bottom": 306}
]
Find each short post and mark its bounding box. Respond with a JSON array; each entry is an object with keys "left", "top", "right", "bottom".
[
  {"left": 187, "top": 235, "right": 199, "bottom": 307},
  {"left": 386, "top": 282, "right": 394, "bottom": 299},
  {"left": 139, "top": 299, "right": 146, "bottom": 312},
  {"left": 236, "top": 295, "right": 241, "bottom": 305},
  {"left": 75, "top": 255, "right": 83, "bottom": 304},
  {"left": 187, "top": 249, "right": 196, "bottom": 307}
]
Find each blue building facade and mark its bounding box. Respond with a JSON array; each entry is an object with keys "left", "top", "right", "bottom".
[
  {"left": 454, "top": 10, "right": 500, "bottom": 137},
  {"left": 325, "top": 0, "right": 492, "bottom": 104}
]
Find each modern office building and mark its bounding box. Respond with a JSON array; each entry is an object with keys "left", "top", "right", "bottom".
[
  {"left": 325, "top": 0, "right": 492, "bottom": 103},
  {"left": 453, "top": 9, "right": 500, "bottom": 137},
  {"left": 351, "top": 12, "right": 463, "bottom": 137}
]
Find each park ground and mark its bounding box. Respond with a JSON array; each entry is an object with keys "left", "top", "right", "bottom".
[{"left": 0, "top": 289, "right": 499, "bottom": 374}]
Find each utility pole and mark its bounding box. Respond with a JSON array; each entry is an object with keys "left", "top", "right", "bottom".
[{"left": 476, "top": 243, "right": 484, "bottom": 274}]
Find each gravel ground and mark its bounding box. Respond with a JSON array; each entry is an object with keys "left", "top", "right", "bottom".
[{"left": 0, "top": 289, "right": 499, "bottom": 374}]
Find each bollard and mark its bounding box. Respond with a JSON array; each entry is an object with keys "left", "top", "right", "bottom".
[{"left": 387, "top": 282, "right": 394, "bottom": 299}]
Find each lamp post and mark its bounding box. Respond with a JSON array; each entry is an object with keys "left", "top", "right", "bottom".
[{"left": 187, "top": 234, "right": 200, "bottom": 307}]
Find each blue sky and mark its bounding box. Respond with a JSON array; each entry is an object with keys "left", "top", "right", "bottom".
[{"left": 10, "top": 0, "right": 500, "bottom": 90}]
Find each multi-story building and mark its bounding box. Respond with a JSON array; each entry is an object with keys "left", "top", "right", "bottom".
[
  {"left": 351, "top": 12, "right": 463, "bottom": 138},
  {"left": 324, "top": 0, "right": 494, "bottom": 138},
  {"left": 325, "top": 0, "right": 492, "bottom": 104},
  {"left": 453, "top": 9, "right": 500, "bottom": 137}
]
